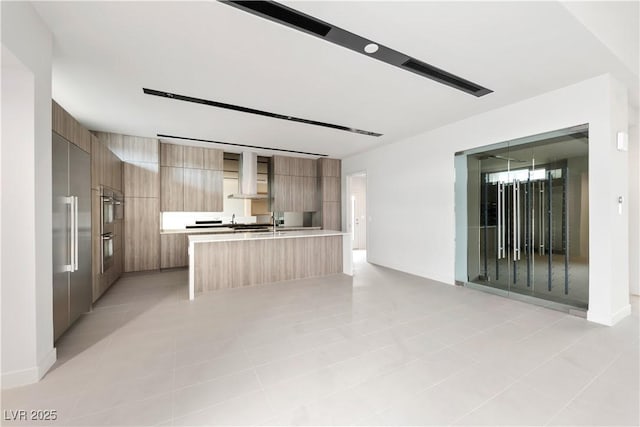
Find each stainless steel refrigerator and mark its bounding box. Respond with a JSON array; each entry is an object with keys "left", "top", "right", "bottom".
[{"left": 52, "top": 132, "right": 92, "bottom": 341}]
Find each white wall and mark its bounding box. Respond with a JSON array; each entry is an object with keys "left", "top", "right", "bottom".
[
  {"left": 343, "top": 74, "right": 632, "bottom": 326},
  {"left": 1, "top": 2, "right": 55, "bottom": 388},
  {"left": 629, "top": 118, "right": 640, "bottom": 296}
]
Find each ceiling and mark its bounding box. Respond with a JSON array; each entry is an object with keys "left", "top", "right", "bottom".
[{"left": 32, "top": 1, "right": 639, "bottom": 159}]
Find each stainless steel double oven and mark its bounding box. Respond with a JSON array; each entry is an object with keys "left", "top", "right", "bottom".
[{"left": 100, "top": 186, "right": 123, "bottom": 274}]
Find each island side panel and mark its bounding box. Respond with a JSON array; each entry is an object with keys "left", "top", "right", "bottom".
[{"left": 194, "top": 235, "right": 343, "bottom": 292}]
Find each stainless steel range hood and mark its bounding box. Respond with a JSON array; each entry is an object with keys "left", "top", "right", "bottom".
[{"left": 228, "top": 151, "right": 268, "bottom": 199}]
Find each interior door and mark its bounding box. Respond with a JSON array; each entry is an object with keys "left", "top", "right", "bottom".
[
  {"left": 465, "top": 126, "right": 589, "bottom": 310},
  {"left": 353, "top": 185, "right": 366, "bottom": 250}
]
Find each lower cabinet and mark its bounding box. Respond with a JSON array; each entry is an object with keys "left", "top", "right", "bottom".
[
  {"left": 161, "top": 233, "right": 188, "bottom": 269},
  {"left": 124, "top": 197, "right": 160, "bottom": 272}
]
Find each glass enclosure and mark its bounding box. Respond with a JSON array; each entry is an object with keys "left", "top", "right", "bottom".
[{"left": 465, "top": 126, "right": 589, "bottom": 309}]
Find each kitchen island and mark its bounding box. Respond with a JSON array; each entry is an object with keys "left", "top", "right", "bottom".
[{"left": 188, "top": 230, "right": 352, "bottom": 299}]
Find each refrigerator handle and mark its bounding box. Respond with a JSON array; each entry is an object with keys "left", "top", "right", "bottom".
[
  {"left": 73, "top": 196, "right": 79, "bottom": 271},
  {"left": 497, "top": 183, "right": 502, "bottom": 259},
  {"left": 65, "top": 196, "right": 74, "bottom": 272}
]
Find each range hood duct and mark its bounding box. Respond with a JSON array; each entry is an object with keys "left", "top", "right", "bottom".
[{"left": 228, "top": 151, "right": 268, "bottom": 199}]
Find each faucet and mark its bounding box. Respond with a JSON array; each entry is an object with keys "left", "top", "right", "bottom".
[
  {"left": 272, "top": 215, "right": 277, "bottom": 235},
  {"left": 231, "top": 214, "right": 236, "bottom": 225}
]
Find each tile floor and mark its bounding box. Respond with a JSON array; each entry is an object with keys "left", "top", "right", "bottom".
[{"left": 2, "top": 252, "right": 638, "bottom": 426}]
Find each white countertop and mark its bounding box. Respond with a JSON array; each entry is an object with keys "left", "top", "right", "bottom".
[
  {"left": 188, "top": 229, "right": 346, "bottom": 244},
  {"left": 161, "top": 226, "right": 320, "bottom": 235}
]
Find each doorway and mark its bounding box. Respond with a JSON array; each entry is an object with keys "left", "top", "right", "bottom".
[
  {"left": 457, "top": 125, "right": 590, "bottom": 311},
  {"left": 347, "top": 172, "right": 367, "bottom": 266}
]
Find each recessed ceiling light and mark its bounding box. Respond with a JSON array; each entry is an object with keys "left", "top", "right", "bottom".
[{"left": 364, "top": 43, "right": 379, "bottom": 54}]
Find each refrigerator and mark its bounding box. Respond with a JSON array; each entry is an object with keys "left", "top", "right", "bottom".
[{"left": 52, "top": 132, "right": 92, "bottom": 341}]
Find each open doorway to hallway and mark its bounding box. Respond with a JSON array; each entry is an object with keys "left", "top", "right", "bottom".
[{"left": 347, "top": 172, "right": 367, "bottom": 267}]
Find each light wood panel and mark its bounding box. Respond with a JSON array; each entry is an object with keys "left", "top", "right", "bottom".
[
  {"left": 204, "top": 148, "right": 223, "bottom": 170},
  {"left": 272, "top": 174, "right": 292, "bottom": 212},
  {"left": 184, "top": 168, "right": 204, "bottom": 211},
  {"left": 160, "top": 234, "right": 188, "bottom": 268},
  {"left": 160, "top": 143, "right": 183, "bottom": 167},
  {"left": 91, "top": 136, "right": 105, "bottom": 191},
  {"left": 91, "top": 136, "right": 123, "bottom": 192},
  {"left": 183, "top": 146, "right": 204, "bottom": 169},
  {"left": 319, "top": 158, "right": 340, "bottom": 177},
  {"left": 272, "top": 156, "right": 290, "bottom": 175},
  {"left": 194, "top": 235, "right": 342, "bottom": 292},
  {"left": 303, "top": 176, "right": 318, "bottom": 212},
  {"left": 291, "top": 175, "right": 304, "bottom": 210},
  {"left": 322, "top": 202, "right": 341, "bottom": 231},
  {"left": 122, "top": 136, "right": 158, "bottom": 163},
  {"left": 124, "top": 161, "right": 159, "bottom": 198},
  {"left": 52, "top": 101, "right": 92, "bottom": 154},
  {"left": 124, "top": 197, "right": 160, "bottom": 272},
  {"left": 94, "top": 132, "right": 125, "bottom": 159},
  {"left": 322, "top": 177, "right": 341, "bottom": 202},
  {"left": 203, "top": 170, "right": 224, "bottom": 212},
  {"left": 160, "top": 166, "right": 184, "bottom": 211}
]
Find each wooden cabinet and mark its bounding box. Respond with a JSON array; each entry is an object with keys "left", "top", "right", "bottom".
[
  {"left": 91, "top": 135, "right": 124, "bottom": 192},
  {"left": 122, "top": 136, "right": 158, "bottom": 163},
  {"left": 183, "top": 146, "right": 204, "bottom": 169},
  {"left": 303, "top": 176, "right": 318, "bottom": 211},
  {"left": 321, "top": 177, "right": 340, "bottom": 202},
  {"left": 160, "top": 234, "right": 188, "bottom": 269},
  {"left": 124, "top": 161, "right": 159, "bottom": 198},
  {"left": 159, "top": 143, "right": 224, "bottom": 212},
  {"left": 184, "top": 168, "right": 205, "bottom": 211},
  {"left": 322, "top": 201, "right": 341, "bottom": 231},
  {"left": 160, "top": 167, "right": 184, "bottom": 211},
  {"left": 272, "top": 155, "right": 318, "bottom": 212},
  {"left": 124, "top": 197, "right": 160, "bottom": 272},
  {"left": 317, "top": 158, "right": 341, "bottom": 230},
  {"left": 273, "top": 156, "right": 290, "bottom": 175},
  {"left": 53, "top": 101, "right": 91, "bottom": 154},
  {"left": 204, "top": 149, "right": 223, "bottom": 170},
  {"left": 160, "top": 143, "right": 183, "bottom": 167},
  {"left": 319, "top": 158, "right": 340, "bottom": 177},
  {"left": 203, "top": 170, "right": 224, "bottom": 212}
]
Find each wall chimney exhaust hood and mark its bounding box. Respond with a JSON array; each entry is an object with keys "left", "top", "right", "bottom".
[{"left": 228, "top": 151, "right": 268, "bottom": 199}]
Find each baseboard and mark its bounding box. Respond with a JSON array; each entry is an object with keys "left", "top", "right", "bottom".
[
  {"left": 587, "top": 304, "right": 632, "bottom": 326},
  {"left": 1, "top": 347, "right": 56, "bottom": 389}
]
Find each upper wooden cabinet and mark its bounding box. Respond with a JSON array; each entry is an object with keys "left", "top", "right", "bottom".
[
  {"left": 272, "top": 156, "right": 290, "bottom": 175},
  {"left": 159, "top": 143, "right": 223, "bottom": 212},
  {"left": 183, "top": 146, "right": 204, "bottom": 169},
  {"left": 53, "top": 101, "right": 92, "bottom": 154},
  {"left": 124, "top": 161, "right": 159, "bottom": 198},
  {"left": 160, "top": 166, "right": 184, "bottom": 211},
  {"left": 203, "top": 170, "right": 224, "bottom": 212},
  {"left": 204, "top": 149, "right": 223, "bottom": 170},
  {"left": 271, "top": 155, "right": 318, "bottom": 212},
  {"left": 160, "top": 143, "right": 184, "bottom": 167},
  {"left": 91, "top": 132, "right": 123, "bottom": 192},
  {"left": 273, "top": 156, "right": 316, "bottom": 177},
  {"left": 122, "top": 136, "right": 158, "bottom": 163},
  {"left": 319, "top": 158, "right": 340, "bottom": 177}
]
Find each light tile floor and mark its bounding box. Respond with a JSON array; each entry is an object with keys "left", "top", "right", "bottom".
[{"left": 2, "top": 255, "right": 638, "bottom": 426}]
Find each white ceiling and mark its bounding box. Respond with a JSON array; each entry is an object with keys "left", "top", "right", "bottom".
[{"left": 32, "top": 1, "right": 639, "bottom": 159}]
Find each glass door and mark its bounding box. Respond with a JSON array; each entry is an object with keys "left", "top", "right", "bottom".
[{"left": 464, "top": 126, "right": 589, "bottom": 310}]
